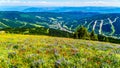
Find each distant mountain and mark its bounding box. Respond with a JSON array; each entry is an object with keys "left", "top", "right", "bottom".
[
  {"left": 0, "top": 6, "right": 29, "bottom": 11},
  {"left": 22, "top": 7, "right": 120, "bottom": 13},
  {"left": 1, "top": 6, "right": 120, "bottom": 13}
]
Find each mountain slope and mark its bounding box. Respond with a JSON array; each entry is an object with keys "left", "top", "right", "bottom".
[
  {"left": 0, "top": 11, "right": 120, "bottom": 38},
  {"left": 0, "top": 11, "right": 98, "bottom": 31},
  {"left": 0, "top": 34, "right": 120, "bottom": 67},
  {"left": 79, "top": 13, "right": 120, "bottom": 37}
]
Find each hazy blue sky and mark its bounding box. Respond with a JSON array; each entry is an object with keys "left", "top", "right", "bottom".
[{"left": 0, "top": 0, "right": 120, "bottom": 7}]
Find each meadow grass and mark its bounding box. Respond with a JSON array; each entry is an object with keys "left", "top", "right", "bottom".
[{"left": 0, "top": 34, "right": 120, "bottom": 68}]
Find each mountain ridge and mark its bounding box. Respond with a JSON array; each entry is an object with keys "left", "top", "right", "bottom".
[{"left": 1, "top": 6, "right": 120, "bottom": 13}]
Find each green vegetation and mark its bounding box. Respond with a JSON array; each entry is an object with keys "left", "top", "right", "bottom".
[
  {"left": 98, "top": 35, "right": 120, "bottom": 44},
  {"left": 110, "top": 21, "right": 115, "bottom": 35},
  {"left": 1, "top": 26, "right": 120, "bottom": 44},
  {"left": 1, "top": 11, "right": 120, "bottom": 37},
  {"left": 0, "top": 10, "right": 120, "bottom": 68},
  {"left": 74, "top": 26, "right": 89, "bottom": 39},
  {"left": 74, "top": 26, "right": 120, "bottom": 44},
  {"left": 90, "top": 30, "right": 98, "bottom": 41},
  {"left": 0, "top": 27, "right": 72, "bottom": 38},
  {"left": 0, "top": 34, "right": 120, "bottom": 68},
  {"left": 74, "top": 26, "right": 97, "bottom": 40}
]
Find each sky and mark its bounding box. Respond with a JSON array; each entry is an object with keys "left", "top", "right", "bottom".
[{"left": 0, "top": 0, "right": 120, "bottom": 7}]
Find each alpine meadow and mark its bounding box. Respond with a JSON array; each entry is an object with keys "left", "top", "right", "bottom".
[{"left": 0, "top": 0, "right": 120, "bottom": 68}]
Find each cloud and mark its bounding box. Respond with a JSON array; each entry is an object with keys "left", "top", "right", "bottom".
[
  {"left": 0, "top": 0, "right": 49, "bottom": 6},
  {"left": 0, "top": 0, "right": 120, "bottom": 7}
]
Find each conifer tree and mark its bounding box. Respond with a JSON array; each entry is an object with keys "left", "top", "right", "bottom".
[
  {"left": 105, "top": 37, "right": 109, "bottom": 42},
  {"left": 90, "top": 30, "right": 98, "bottom": 41},
  {"left": 76, "top": 26, "right": 89, "bottom": 39}
]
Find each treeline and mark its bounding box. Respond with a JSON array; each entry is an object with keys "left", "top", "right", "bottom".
[
  {"left": 0, "top": 27, "right": 72, "bottom": 38},
  {"left": 74, "top": 26, "right": 120, "bottom": 44},
  {"left": 1, "top": 26, "right": 120, "bottom": 44}
]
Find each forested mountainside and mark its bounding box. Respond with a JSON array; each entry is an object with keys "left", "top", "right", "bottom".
[
  {"left": 0, "top": 11, "right": 120, "bottom": 38},
  {"left": 0, "top": 11, "right": 98, "bottom": 32},
  {"left": 78, "top": 13, "right": 120, "bottom": 38}
]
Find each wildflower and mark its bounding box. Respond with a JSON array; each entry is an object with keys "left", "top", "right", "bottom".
[{"left": 8, "top": 52, "right": 16, "bottom": 59}]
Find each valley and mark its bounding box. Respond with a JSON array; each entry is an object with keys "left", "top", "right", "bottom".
[
  {"left": 0, "top": 6, "right": 120, "bottom": 68},
  {"left": 0, "top": 11, "right": 120, "bottom": 38}
]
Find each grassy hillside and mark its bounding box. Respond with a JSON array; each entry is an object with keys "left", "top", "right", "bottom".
[{"left": 0, "top": 34, "right": 120, "bottom": 68}]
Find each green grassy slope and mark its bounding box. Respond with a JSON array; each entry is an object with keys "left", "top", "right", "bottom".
[{"left": 0, "top": 34, "right": 120, "bottom": 68}]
